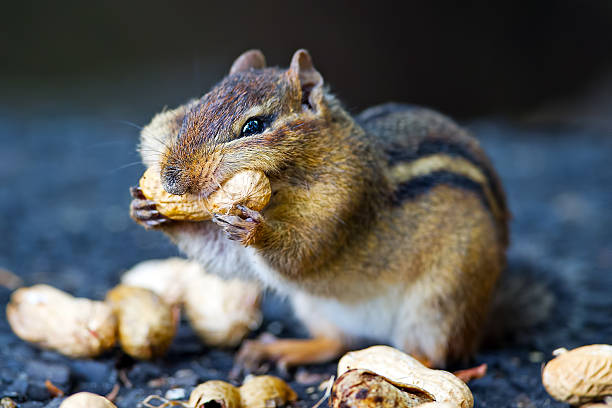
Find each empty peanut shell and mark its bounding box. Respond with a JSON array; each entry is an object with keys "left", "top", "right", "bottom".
[
  {"left": 189, "top": 380, "right": 241, "bottom": 408},
  {"left": 331, "top": 369, "right": 435, "bottom": 408}
]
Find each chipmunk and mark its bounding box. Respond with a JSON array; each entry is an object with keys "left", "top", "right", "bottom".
[{"left": 130, "top": 49, "right": 509, "bottom": 370}]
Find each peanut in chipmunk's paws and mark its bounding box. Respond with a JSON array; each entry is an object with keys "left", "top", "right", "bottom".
[
  {"left": 129, "top": 186, "right": 171, "bottom": 229},
  {"left": 212, "top": 204, "right": 263, "bottom": 246}
]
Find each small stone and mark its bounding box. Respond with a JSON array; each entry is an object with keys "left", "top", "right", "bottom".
[
  {"left": 147, "top": 377, "right": 167, "bottom": 388},
  {"left": 528, "top": 351, "right": 544, "bottom": 363},
  {"left": 169, "top": 369, "right": 198, "bottom": 387},
  {"left": 20, "top": 402, "right": 44, "bottom": 408},
  {"left": 165, "top": 388, "right": 186, "bottom": 400},
  {"left": 43, "top": 398, "right": 64, "bottom": 408},
  {"left": 306, "top": 386, "right": 316, "bottom": 394},
  {"left": 0, "top": 267, "right": 22, "bottom": 290},
  {"left": 128, "top": 362, "right": 162, "bottom": 383},
  {"left": 69, "top": 360, "right": 114, "bottom": 383},
  {"left": 25, "top": 361, "right": 70, "bottom": 387},
  {"left": 6, "top": 375, "right": 28, "bottom": 397},
  {"left": 266, "top": 321, "right": 283, "bottom": 336},
  {"left": 295, "top": 368, "right": 328, "bottom": 385},
  {"left": 27, "top": 381, "right": 52, "bottom": 401}
]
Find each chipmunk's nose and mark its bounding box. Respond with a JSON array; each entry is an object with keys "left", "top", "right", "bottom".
[{"left": 161, "top": 167, "right": 188, "bottom": 196}]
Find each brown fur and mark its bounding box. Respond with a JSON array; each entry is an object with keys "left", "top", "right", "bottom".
[{"left": 135, "top": 49, "right": 509, "bottom": 367}]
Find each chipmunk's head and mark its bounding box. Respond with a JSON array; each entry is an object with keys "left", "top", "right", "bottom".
[{"left": 160, "top": 49, "right": 332, "bottom": 197}]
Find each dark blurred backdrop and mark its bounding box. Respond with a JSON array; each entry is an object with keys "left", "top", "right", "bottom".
[{"left": 2, "top": 0, "right": 612, "bottom": 120}]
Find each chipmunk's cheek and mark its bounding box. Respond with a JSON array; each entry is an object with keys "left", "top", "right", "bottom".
[{"left": 191, "top": 156, "right": 227, "bottom": 198}]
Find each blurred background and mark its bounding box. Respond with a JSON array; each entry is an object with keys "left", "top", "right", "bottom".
[
  {"left": 2, "top": 0, "right": 612, "bottom": 124},
  {"left": 1, "top": 2, "right": 611, "bottom": 406}
]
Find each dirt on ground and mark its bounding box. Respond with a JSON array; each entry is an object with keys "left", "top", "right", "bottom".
[{"left": 0, "top": 93, "right": 611, "bottom": 407}]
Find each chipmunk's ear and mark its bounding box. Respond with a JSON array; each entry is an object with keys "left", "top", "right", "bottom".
[
  {"left": 230, "top": 49, "right": 266, "bottom": 74},
  {"left": 287, "top": 49, "right": 324, "bottom": 110}
]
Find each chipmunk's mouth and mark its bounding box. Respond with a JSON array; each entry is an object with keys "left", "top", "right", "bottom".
[{"left": 194, "top": 167, "right": 226, "bottom": 199}]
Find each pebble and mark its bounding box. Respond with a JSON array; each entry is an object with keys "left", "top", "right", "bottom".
[
  {"left": 165, "top": 388, "right": 186, "bottom": 400},
  {"left": 26, "top": 381, "right": 52, "bottom": 401},
  {"left": 68, "top": 360, "right": 114, "bottom": 383},
  {"left": 20, "top": 402, "right": 44, "bottom": 408},
  {"left": 266, "top": 321, "right": 284, "bottom": 336},
  {"left": 128, "top": 362, "right": 162, "bottom": 383},
  {"left": 25, "top": 361, "right": 70, "bottom": 387},
  {"left": 169, "top": 369, "right": 198, "bottom": 387},
  {"left": 6, "top": 374, "right": 28, "bottom": 397},
  {"left": 43, "top": 399, "right": 64, "bottom": 408},
  {"left": 528, "top": 351, "right": 544, "bottom": 363}
]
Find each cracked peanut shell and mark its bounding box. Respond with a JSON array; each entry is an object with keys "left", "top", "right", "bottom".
[
  {"left": 338, "top": 345, "right": 473, "bottom": 408},
  {"left": 189, "top": 380, "right": 242, "bottom": 408},
  {"left": 138, "top": 167, "right": 271, "bottom": 221},
  {"left": 331, "top": 369, "right": 435, "bottom": 408}
]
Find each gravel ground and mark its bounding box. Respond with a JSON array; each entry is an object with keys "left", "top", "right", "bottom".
[{"left": 0, "top": 95, "right": 611, "bottom": 407}]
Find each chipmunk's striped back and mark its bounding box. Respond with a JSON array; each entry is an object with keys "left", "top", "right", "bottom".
[{"left": 358, "top": 103, "right": 509, "bottom": 247}]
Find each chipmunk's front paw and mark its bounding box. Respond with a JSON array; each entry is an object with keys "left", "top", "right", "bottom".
[
  {"left": 129, "top": 186, "right": 171, "bottom": 229},
  {"left": 212, "top": 204, "right": 263, "bottom": 246}
]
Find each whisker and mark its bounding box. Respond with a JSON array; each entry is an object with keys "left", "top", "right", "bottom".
[
  {"left": 142, "top": 134, "right": 172, "bottom": 151},
  {"left": 107, "top": 161, "right": 145, "bottom": 174},
  {"left": 113, "top": 119, "right": 144, "bottom": 130},
  {"left": 138, "top": 147, "right": 166, "bottom": 155}
]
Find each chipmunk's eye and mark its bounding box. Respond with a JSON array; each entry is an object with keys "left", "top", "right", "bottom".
[{"left": 241, "top": 117, "right": 266, "bottom": 137}]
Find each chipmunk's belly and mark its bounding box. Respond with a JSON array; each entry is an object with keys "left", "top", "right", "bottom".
[
  {"left": 244, "top": 248, "right": 405, "bottom": 343},
  {"left": 172, "top": 223, "right": 259, "bottom": 281},
  {"left": 290, "top": 287, "right": 405, "bottom": 345}
]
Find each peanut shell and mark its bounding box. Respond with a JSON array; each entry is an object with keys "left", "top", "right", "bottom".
[
  {"left": 331, "top": 369, "right": 435, "bottom": 408},
  {"left": 542, "top": 344, "right": 612, "bottom": 405},
  {"left": 182, "top": 268, "right": 262, "bottom": 348},
  {"left": 6, "top": 285, "right": 117, "bottom": 358},
  {"left": 120, "top": 257, "right": 262, "bottom": 348},
  {"left": 189, "top": 380, "right": 242, "bottom": 408},
  {"left": 138, "top": 167, "right": 271, "bottom": 221},
  {"left": 59, "top": 392, "right": 117, "bottom": 408},
  {"left": 106, "top": 285, "right": 178, "bottom": 359},
  {"left": 120, "top": 257, "right": 191, "bottom": 305},
  {"left": 338, "top": 345, "right": 473, "bottom": 408},
  {"left": 239, "top": 375, "right": 297, "bottom": 408}
]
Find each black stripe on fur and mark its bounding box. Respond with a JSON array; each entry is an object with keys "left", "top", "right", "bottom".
[
  {"left": 393, "top": 170, "right": 491, "bottom": 213},
  {"left": 387, "top": 140, "right": 504, "bottom": 213}
]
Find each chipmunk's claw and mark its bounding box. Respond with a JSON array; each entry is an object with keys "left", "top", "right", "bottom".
[
  {"left": 212, "top": 206, "right": 262, "bottom": 246},
  {"left": 129, "top": 186, "right": 171, "bottom": 229},
  {"left": 236, "top": 204, "right": 264, "bottom": 223},
  {"left": 232, "top": 337, "right": 278, "bottom": 377}
]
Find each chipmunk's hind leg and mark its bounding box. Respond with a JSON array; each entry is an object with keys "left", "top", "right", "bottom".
[
  {"left": 233, "top": 289, "right": 350, "bottom": 375},
  {"left": 233, "top": 335, "right": 345, "bottom": 375},
  {"left": 392, "top": 188, "right": 503, "bottom": 368}
]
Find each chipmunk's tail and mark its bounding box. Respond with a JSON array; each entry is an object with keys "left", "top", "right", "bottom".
[{"left": 482, "top": 260, "right": 557, "bottom": 347}]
